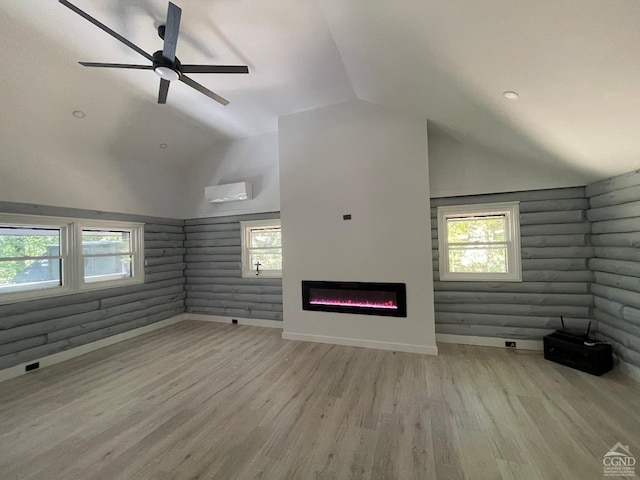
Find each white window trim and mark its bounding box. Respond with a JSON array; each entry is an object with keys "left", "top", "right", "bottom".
[
  {"left": 0, "top": 214, "right": 72, "bottom": 304},
  {"left": 437, "top": 202, "right": 522, "bottom": 282},
  {"left": 0, "top": 214, "right": 144, "bottom": 305},
  {"left": 240, "top": 219, "right": 282, "bottom": 278},
  {"left": 75, "top": 219, "right": 145, "bottom": 292}
]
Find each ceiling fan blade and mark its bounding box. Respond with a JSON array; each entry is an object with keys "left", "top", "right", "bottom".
[
  {"left": 181, "top": 65, "right": 249, "bottom": 74},
  {"left": 79, "top": 62, "right": 153, "bottom": 70},
  {"left": 179, "top": 75, "right": 229, "bottom": 106},
  {"left": 158, "top": 79, "right": 170, "bottom": 104},
  {"left": 163, "top": 2, "right": 182, "bottom": 61},
  {"left": 59, "top": 0, "right": 153, "bottom": 62}
]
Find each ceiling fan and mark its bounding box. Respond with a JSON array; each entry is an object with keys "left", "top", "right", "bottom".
[{"left": 59, "top": 0, "right": 249, "bottom": 105}]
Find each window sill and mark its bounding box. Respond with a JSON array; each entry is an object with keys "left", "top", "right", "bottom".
[
  {"left": 439, "top": 273, "right": 522, "bottom": 282},
  {"left": 79, "top": 276, "right": 145, "bottom": 292},
  {"left": 0, "top": 277, "right": 146, "bottom": 306},
  {"left": 0, "top": 285, "right": 74, "bottom": 306},
  {"left": 241, "top": 272, "right": 282, "bottom": 279}
]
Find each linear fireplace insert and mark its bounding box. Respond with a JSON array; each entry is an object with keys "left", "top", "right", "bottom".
[{"left": 302, "top": 281, "right": 407, "bottom": 317}]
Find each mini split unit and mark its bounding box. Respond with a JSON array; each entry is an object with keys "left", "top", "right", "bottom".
[{"left": 205, "top": 182, "right": 252, "bottom": 203}]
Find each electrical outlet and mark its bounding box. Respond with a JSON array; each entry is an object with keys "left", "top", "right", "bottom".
[
  {"left": 505, "top": 341, "right": 516, "bottom": 348},
  {"left": 25, "top": 362, "right": 39, "bottom": 372}
]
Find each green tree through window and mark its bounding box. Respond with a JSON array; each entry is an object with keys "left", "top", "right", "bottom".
[
  {"left": 437, "top": 202, "right": 522, "bottom": 282},
  {"left": 0, "top": 229, "right": 60, "bottom": 285},
  {"left": 446, "top": 216, "right": 507, "bottom": 273}
]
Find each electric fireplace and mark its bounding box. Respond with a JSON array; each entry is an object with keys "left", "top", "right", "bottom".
[{"left": 302, "top": 281, "right": 407, "bottom": 317}]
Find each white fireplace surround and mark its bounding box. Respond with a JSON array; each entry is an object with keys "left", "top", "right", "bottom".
[{"left": 278, "top": 99, "right": 437, "bottom": 354}]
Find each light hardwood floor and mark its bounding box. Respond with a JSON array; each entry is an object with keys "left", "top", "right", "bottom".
[{"left": 0, "top": 320, "right": 638, "bottom": 480}]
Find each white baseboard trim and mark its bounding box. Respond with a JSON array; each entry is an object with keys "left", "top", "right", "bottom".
[
  {"left": 282, "top": 331, "right": 438, "bottom": 355},
  {"left": 184, "top": 313, "right": 283, "bottom": 329},
  {"left": 0, "top": 314, "right": 186, "bottom": 384},
  {"left": 436, "top": 333, "right": 544, "bottom": 351},
  {"left": 618, "top": 360, "right": 640, "bottom": 384}
]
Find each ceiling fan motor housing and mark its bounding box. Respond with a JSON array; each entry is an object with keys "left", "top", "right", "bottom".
[
  {"left": 153, "top": 50, "right": 181, "bottom": 72},
  {"left": 153, "top": 50, "right": 181, "bottom": 80}
]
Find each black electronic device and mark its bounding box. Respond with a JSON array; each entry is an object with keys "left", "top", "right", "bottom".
[{"left": 543, "top": 317, "right": 613, "bottom": 376}]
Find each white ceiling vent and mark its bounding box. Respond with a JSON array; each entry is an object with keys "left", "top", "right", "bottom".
[{"left": 205, "top": 182, "right": 253, "bottom": 203}]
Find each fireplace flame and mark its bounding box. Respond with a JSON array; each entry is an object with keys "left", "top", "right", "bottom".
[{"left": 309, "top": 299, "right": 398, "bottom": 310}]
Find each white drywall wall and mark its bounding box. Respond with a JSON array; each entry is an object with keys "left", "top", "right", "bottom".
[
  {"left": 183, "top": 132, "right": 280, "bottom": 218},
  {"left": 428, "top": 126, "right": 594, "bottom": 198},
  {"left": 0, "top": 140, "right": 188, "bottom": 219},
  {"left": 278, "top": 99, "right": 437, "bottom": 353}
]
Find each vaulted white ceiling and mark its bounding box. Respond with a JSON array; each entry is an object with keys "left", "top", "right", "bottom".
[{"left": 2, "top": 0, "right": 640, "bottom": 179}]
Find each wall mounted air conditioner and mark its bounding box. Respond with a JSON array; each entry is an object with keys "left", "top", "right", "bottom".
[{"left": 205, "top": 182, "right": 252, "bottom": 203}]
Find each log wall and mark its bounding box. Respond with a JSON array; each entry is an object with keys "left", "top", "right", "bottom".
[
  {"left": 184, "top": 212, "right": 283, "bottom": 321},
  {"left": 0, "top": 203, "right": 185, "bottom": 370},
  {"left": 4, "top": 173, "right": 639, "bottom": 371},
  {"left": 587, "top": 169, "right": 640, "bottom": 369},
  {"left": 431, "top": 187, "right": 594, "bottom": 340}
]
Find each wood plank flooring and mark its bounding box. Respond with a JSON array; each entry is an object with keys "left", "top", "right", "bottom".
[{"left": 0, "top": 320, "right": 638, "bottom": 480}]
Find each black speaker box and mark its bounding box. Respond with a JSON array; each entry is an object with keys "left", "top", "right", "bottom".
[{"left": 543, "top": 331, "right": 613, "bottom": 376}]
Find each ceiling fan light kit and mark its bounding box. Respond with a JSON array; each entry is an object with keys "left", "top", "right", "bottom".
[
  {"left": 58, "top": 0, "right": 249, "bottom": 105},
  {"left": 154, "top": 66, "right": 179, "bottom": 82}
]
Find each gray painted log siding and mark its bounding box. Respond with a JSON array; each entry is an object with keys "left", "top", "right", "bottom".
[
  {"left": 184, "top": 213, "right": 283, "bottom": 321},
  {"left": 0, "top": 202, "right": 186, "bottom": 370},
  {"left": 431, "top": 187, "right": 594, "bottom": 340},
  {"left": 587, "top": 169, "right": 640, "bottom": 369}
]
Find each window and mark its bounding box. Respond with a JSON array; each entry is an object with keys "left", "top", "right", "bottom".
[
  {"left": 240, "top": 219, "right": 282, "bottom": 278},
  {"left": 0, "top": 222, "right": 69, "bottom": 300},
  {"left": 0, "top": 214, "right": 144, "bottom": 304},
  {"left": 437, "top": 202, "right": 521, "bottom": 282},
  {"left": 77, "top": 223, "right": 144, "bottom": 288}
]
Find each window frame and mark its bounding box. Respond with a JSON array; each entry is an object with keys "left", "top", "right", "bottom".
[
  {"left": 75, "top": 220, "right": 145, "bottom": 292},
  {"left": 436, "top": 202, "right": 522, "bottom": 282},
  {"left": 0, "top": 214, "right": 72, "bottom": 304},
  {"left": 0, "top": 214, "right": 144, "bottom": 305},
  {"left": 240, "top": 219, "right": 282, "bottom": 278}
]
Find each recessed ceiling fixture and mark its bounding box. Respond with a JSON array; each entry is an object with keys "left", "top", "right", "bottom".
[
  {"left": 503, "top": 91, "right": 519, "bottom": 101},
  {"left": 159, "top": 143, "right": 168, "bottom": 149},
  {"left": 72, "top": 110, "right": 85, "bottom": 118},
  {"left": 58, "top": 0, "right": 249, "bottom": 106}
]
